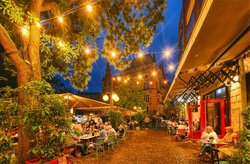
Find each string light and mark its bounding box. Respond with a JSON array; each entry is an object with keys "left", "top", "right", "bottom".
[
  {"left": 21, "top": 27, "right": 28, "bottom": 35},
  {"left": 138, "top": 74, "right": 142, "bottom": 79},
  {"left": 136, "top": 81, "right": 140, "bottom": 85},
  {"left": 111, "top": 51, "right": 116, "bottom": 57},
  {"left": 168, "top": 63, "right": 175, "bottom": 72},
  {"left": 58, "top": 41, "right": 64, "bottom": 47},
  {"left": 58, "top": 16, "right": 63, "bottom": 23},
  {"left": 85, "top": 48, "right": 90, "bottom": 54},
  {"left": 138, "top": 52, "right": 143, "bottom": 58},
  {"left": 117, "top": 77, "right": 121, "bottom": 81},
  {"left": 150, "top": 81, "right": 153, "bottom": 85},
  {"left": 87, "top": 4, "right": 93, "bottom": 12},
  {"left": 152, "top": 71, "right": 156, "bottom": 76},
  {"left": 164, "top": 49, "right": 172, "bottom": 58},
  {"left": 124, "top": 79, "right": 128, "bottom": 83},
  {"left": 36, "top": 22, "right": 41, "bottom": 28}
]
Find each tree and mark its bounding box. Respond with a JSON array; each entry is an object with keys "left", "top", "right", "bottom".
[
  {"left": 0, "top": 0, "right": 166, "bottom": 162},
  {"left": 114, "top": 81, "right": 147, "bottom": 110},
  {"left": 164, "top": 100, "right": 184, "bottom": 120}
]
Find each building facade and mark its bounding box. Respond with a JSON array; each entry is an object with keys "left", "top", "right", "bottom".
[
  {"left": 165, "top": 0, "right": 250, "bottom": 138},
  {"left": 102, "top": 54, "right": 170, "bottom": 114}
]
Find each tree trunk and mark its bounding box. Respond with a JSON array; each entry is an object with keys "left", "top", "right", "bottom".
[
  {"left": 17, "top": 1, "right": 44, "bottom": 163},
  {"left": 1, "top": 0, "right": 43, "bottom": 162}
]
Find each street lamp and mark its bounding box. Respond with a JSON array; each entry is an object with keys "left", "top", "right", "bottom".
[
  {"left": 103, "top": 92, "right": 119, "bottom": 109},
  {"left": 103, "top": 76, "right": 119, "bottom": 110}
]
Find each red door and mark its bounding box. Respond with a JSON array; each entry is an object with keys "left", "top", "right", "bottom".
[
  {"left": 188, "top": 104, "right": 201, "bottom": 139},
  {"left": 188, "top": 99, "right": 226, "bottom": 139}
]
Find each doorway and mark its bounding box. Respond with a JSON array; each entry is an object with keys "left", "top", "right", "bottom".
[{"left": 200, "top": 99, "right": 226, "bottom": 138}]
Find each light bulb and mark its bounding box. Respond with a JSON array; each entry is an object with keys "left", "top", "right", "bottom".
[
  {"left": 85, "top": 48, "right": 90, "bottom": 54},
  {"left": 58, "top": 41, "right": 64, "bottom": 47},
  {"left": 87, "top": 4, "right": 93, "bottom": 12},
  {"left": 103, "top": 95, "right": 109, "bottom": 101},
  {"left": 111, "top": 51, "right": 116, "bottom": 57},
  {"left": 21, "top": 27, "right": 28, "bottom": 35},
  {"left": 58, "top": 16, "right": 63, "bottom": 23},
  {"left": 36, "top": 22, "right": 41, "bottom": 28}
]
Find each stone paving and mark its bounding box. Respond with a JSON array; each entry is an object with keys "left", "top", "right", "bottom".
[{"left": 70, "top": 129, "right": 208, "bottom": 164}]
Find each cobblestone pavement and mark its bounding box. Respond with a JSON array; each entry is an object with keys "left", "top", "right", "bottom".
[{"left": 70, "top": 129, "right": 208, "bottom": 164}]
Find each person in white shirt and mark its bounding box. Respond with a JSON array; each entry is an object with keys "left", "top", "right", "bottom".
[{"left": 200, "top": 126, "right": 218, "bottom": 155}]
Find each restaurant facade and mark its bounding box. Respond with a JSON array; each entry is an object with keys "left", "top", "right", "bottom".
[{"left": 165, "top": 0, "right": 250, "bottom": 138}]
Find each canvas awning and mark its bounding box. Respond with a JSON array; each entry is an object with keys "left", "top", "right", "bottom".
[
  {"left": 165, "top": 0, "right": 250, "bottom": 101},
  {"left": 60, "top": 93, "right": 129, "bottom": 112}
]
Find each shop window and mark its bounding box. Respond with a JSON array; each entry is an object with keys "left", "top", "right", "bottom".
[{"left": 215, "top": 87, "right": 226, "bottom": 99}]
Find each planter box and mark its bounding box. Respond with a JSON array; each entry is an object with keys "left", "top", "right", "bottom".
[
  {"left": 45, "top": 159, "right": 58, "bottom": 164},
  {"left": 25, "top": 159, "right": 58, "bottom": 164},
  {"left": 25, "top": 159, "right": 41, "bottom": 164}
]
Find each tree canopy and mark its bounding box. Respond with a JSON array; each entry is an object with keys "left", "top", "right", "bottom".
[
  {"left": 114, "top": 82, "right": 147, "bottom": 110},
  {"left": 0, "top": 0, "right": 166, "bottom": 90},
  {"left": 0, "top": 0, "right": 166, "bottom": 162}
]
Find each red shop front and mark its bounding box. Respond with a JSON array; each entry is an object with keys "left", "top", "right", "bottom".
[{"left": 188, "top": 99, "right": 227, "bottom": 139}]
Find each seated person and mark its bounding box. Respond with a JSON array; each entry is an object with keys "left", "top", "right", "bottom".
[
  {"left": 107, "top": 125, "right": 117, "bottom": 136},
  {"left": 99, "top": 125, "right": 108, "bottom": 143},
  {"left": 218, "top": 126, "right": 238, "bottom": 159},
  {"left": 200, "top": 126, "right": 218, "bottom": 156},
  {"left": 117, "top": 124, "right": 125, "bottom": 138},
  {"left": 66, "top": 123, "right": 85, "bottom": 157},
  {"left": 175, "top": 122, "right": 186, "bottom": 140}
]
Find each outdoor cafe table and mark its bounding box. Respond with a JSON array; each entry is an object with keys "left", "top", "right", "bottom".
[
  {"left": 199, "top": 139, "right": 229, "bottom": 147},
  {"left": 79, "top": 133, "right": 100, "bottom": 155},
  {"left": 80, "top": 133, "right": 100, "bottom": 146}
]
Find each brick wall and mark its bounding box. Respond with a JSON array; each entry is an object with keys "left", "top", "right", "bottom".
[{"left": 230, "top": 82, "right": 242, "bottom": 132}]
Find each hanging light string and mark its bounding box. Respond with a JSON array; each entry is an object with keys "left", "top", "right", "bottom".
[
  {"left": 31, "top": 0, "right": 175, "bottom": 73},
  {"left": 40, "top": 0, "right": 101, "bottom": 23}
]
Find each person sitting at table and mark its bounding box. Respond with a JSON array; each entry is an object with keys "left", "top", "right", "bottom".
[
  {"left": 218, "top": 126, "right": 239, "bottom": 160},
  {"left": 83, "top": 122, "right": 90, "bottom": 133},
  {"left": 107, "top": 125, "right": 117, "bottom": 136},
  {"left": 104, "top": 122, "right": 110, "bottom": 130},
  {"left": 99, "top": 125, "right": 108, "bottom": 143},
  {"left": 66, "top": 123, "right": 86, "bottom": 157},
  {"left": 117, "top": 124, "right": 125, "bottom": 138},
  {"left": 200, "top": 126, "right": 218, "bottom": 156},
  {"left": 175, "top": 122, "right": 186, "bottom": 140}
]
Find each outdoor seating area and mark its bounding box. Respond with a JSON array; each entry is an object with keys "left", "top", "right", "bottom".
[
  {"left": 66, "top": 116, "right": 129, "bottom": 159},
  {"left": 0, "top": 0, "right": 249, "bottom": 163}
]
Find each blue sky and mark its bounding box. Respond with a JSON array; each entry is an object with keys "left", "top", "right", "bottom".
[{"left": 85, "top": 0, "right": 182, "bottom": 92}]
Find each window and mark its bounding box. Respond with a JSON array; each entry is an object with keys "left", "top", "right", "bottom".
[
  {"left": 144, "top": 95, "right": 150, "bottom": 102},
  {"left": 144, "top": 82, "right": 149, "bottom": 90}
]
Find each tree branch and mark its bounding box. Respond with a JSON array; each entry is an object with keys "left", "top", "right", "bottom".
[
  {"left": 0, "top": 24, "right": 27, "bottom": 72},
  {"left": 41, "top": 0, "right": 78, "bottom": 12},
  {"left": 41, "top": 1, "right": 57, "bottom": 12}
]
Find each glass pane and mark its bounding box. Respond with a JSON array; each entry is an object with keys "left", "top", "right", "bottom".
[
  {"left": 192, "top": 106, "right": 200, "bottom": 131},
  {"left": 206, "top": 102, "right": 221, "bottom": 135}
]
